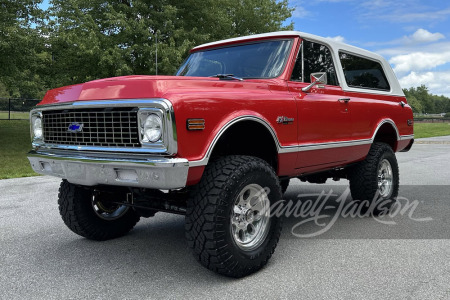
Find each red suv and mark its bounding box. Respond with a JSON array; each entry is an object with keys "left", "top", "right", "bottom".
[{"left": 28, "top": 31, "right": 414, "bottom": 277}]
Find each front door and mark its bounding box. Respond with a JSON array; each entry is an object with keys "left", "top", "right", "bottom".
[{"left": 288, "top": 39, "right": 353, "bottom": 173}]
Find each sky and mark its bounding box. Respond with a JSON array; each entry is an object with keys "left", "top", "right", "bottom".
[
  {"left": 287, "top": 0, "right": 450, "bottom": 96},
  {"left": 39, "top": 0, "right": 450, "bottom": 96}
]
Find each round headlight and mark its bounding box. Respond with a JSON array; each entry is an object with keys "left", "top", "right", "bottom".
[
  {"left": 33, "top": 117, "right": 43, "bottom": 139},
  {"left": 142, "top": 114, "right": 162, "bottom": 143}
]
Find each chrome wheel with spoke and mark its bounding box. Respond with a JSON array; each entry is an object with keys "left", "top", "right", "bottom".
[
  {"left": 186, "top": 155, "right": 283, "bottom": 278},
  {"left": 377, "top": 159, "right": 393, "bottom": 198},
  {"left": 231, "top": 184, "right": 271, "bottom": 251}
]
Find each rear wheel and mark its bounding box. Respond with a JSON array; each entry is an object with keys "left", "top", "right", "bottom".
[
  {"left": 185, "top": 156, "right": 283, "bottom": 277},
  {"left": 58, "top": 180, "right": 140, "bottom": 240},
  {"left": 349, "top": 142, "right": 399, "bottom": 215}
]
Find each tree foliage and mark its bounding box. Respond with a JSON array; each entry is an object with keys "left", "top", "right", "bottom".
[
  {"left": 403, "top": 85, "right": 450, "bottom": 114},
  {"left": 0, "top": 0, "right": 48, "bottom": 98},
  {"left": 0, "top": 0, "right": 293, "bottom": 97},
  {"left": 0, "top": 81, "right": 10, "bottom": 98}
]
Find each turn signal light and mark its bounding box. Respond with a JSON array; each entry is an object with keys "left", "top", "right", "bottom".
[{"left": 187, "top": 119, "right": 205, "bottom": 130}]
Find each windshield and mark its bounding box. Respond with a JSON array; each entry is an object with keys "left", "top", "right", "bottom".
[{"left": 176, "top": 39, "right": 293, "bottom": 79}]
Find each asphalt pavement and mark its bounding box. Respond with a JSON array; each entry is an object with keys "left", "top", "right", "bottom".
[{"left": 1, "top": 138, "right": 450, "bottom": 299}]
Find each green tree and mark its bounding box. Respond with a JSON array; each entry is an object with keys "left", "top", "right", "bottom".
[
  {"left": 405, "top": 95, "right": 422, "bottom": 113},
  {"left": 0, "top": 82, "right": 10, "bottom": 98},
  {"left": 47, "top": 0, "right": 294, "bottom": 87},
  {"left": 403, "top": 85, "right": 450, "bottom": 114},
  {"left": 0, "top": 0, "right": 46, "bottom": 98}
]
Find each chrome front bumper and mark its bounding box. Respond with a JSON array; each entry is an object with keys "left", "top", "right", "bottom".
[{"left": 27, "top": 150, "right": 189, "bottom": 189}]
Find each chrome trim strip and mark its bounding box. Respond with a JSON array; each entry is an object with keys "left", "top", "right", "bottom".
[
  {"left": 189, "top": 118, "right": 404, "bottom": 167},
  {"left": 36, "top": 99, "right": 173, "bottom": 109},
  {"left": 399, "top": 134, "right": 414, "bottom": 140},
  {"left": 28, "top": 150, "right": 189, "bottom": 166},
  {"left": 30, "top": 99, "right": 178, "bottom": 155},
  {"left": 277, "top": 139, "right": 373, "bottom": 154},
  {"left": 374, "top": 119, "right": 400, "bottom": 140},
  {"left": 298, "top": 139, "right": 372, "bottom": 152},
  {"left": 27, "top": 150, "right": 189, "bottom": 189}
]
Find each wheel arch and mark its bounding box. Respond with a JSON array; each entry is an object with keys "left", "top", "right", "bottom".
[
  {"left": 372, "top": 119, "right": 400, "bottom": 151},
  {"left": 205, "top": 116, "right": 280, "bottom": 171}
]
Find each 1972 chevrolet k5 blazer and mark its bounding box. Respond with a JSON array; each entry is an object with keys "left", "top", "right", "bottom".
[{"left": 28, "top": 31, "right": 414, "bottom": 277}]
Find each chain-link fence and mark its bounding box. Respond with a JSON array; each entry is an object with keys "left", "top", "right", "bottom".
[{"left": 0, "top": 98, "right": 41, "bottom": 120}]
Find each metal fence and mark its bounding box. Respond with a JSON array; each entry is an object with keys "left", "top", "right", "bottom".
[{"left": 0, "top": 98, "right": 41, "bottom": 120}]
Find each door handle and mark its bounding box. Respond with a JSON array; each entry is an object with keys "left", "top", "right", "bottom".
[{"left": 338, "top": 98, "right": 351, "bottom": 103}]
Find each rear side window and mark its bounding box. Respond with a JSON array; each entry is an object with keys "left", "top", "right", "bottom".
[{"left": 339, "top": 52, "right": 390, "bottom": 91}]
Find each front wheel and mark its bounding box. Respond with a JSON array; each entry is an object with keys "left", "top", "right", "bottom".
[
  {"left": 185, "top": 156, "right": 283, "bottom": 278},
  {"left": 349, "top": 142, "right": 399, "bottom": 215},
  {"left": 58, "top": 180, "right": 140, "bottom": 241}
]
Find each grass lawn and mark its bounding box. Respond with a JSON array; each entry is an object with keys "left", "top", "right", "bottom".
[
  {"left": 414, "top": 123, "right": 450, "bottom": 139},
  {"left": 0, "top": 120, "right": 38, "bottom": 179},
  {"left": 0, "top": 111, "right": 29, "bottom": 120},
  {"left": 0, "top": 120, "right": 449, "bottom": 179}
]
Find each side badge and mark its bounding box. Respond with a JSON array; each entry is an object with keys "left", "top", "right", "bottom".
[{"left": 276, "top": 116, "right": 294, "bottom": 125}]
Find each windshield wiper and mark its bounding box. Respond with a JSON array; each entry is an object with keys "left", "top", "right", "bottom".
[{"left": 209, "top": 74, "right": 244, "bottom": 81}]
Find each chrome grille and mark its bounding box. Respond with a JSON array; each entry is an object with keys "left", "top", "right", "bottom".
[{"left": 42, "top": 108, "right": 140, "bottom": 147}]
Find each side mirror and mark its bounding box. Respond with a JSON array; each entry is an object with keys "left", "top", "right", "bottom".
[{"left": 302, "top": 72, "right": 327, "bottom": 92}]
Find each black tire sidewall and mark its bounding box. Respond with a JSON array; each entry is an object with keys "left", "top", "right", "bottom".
[
  {"left": 222, "top": 168, "right": 282, "bottom": 264},
  {"left": 185, "top": 155, "right": 283, "bottom": 277},
  {"left": 58, "top": 180, "right": 139, "bottom": 240},
  {"left": 349, "top": 143, "right": 400, "bottom": 215}
]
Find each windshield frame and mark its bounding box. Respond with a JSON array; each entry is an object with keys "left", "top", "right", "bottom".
[{"left": 176, "top": 38, "right": 295, "bottom": 80}]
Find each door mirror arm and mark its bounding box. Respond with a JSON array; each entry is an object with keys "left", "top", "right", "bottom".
[
  {"left": 302, "top": 81, "right": 319, "bottom": 92},
  {"left": 302, "top": 72, "right": 327, "bottom": 93}
]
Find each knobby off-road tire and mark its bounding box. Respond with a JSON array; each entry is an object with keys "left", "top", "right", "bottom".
[
  {"left": 58, "top": 180, "right": 140, "bottom": 241},
  {"left": 349, "top": 142, "right": 399, "bottom": 215},
  {"left": 185, "top": 156, "right": 283, "bottom": 278}
]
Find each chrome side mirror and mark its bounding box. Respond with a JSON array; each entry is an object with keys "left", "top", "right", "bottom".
[{"left": 302, "top": 72, "right": 327, "bottom": 92}]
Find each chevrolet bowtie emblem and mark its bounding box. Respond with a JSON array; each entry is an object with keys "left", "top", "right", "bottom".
[{"left": 67, "top": 122, "right": 84, "bottom": 133}]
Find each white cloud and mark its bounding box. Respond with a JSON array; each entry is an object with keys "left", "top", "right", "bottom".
[
  {"left": 388, "top": 8, "right": 450, "bottom": 23},
  {"left": 378, "top": 41, "right": 450, "bottom": 57},
  {"left": 364, "top": 29, "right": 445, "bottom": 49},
  {"left": 376, "top": 33, "right": 450, "bottom": 96},
  {"left": 398, "top": 71, "right": 450, "bottom": 96},
  {"left": 326, "top": 36, "right": 345, "bottom": 43},
  {"left": 361, "top": 0, "right": 390, "bottom": 9},
  {"left": 390, "top": 52, "right": 450, "bottom": 73},
  {"left": 289, "top": 1, "right": 311, "bottom": 18},
  {"left": 408, "top": 29, "right": 445, "bottom": 43},
  {"left": 358, "top": 0, "right": 450, "bottom": 24},
  {"left": 292, "top": 6, "right": 310, "bottom": 18}
]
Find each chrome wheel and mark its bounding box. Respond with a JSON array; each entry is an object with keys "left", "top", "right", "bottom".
[
  {"left": 231, "top": 183, "right": 271, "bottom": 251},
  {"left": 378, "top": 159, "right": 393, "bottom": 198},
  {"left": 92, "top": 196, "right": 129, "bottom": 221}
]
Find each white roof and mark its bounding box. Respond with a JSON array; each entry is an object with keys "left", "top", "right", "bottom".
[{"left": 193, "top": 31, "right": 404, "bottom": 96}]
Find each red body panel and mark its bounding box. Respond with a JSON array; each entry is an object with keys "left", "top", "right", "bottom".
[{"left": 37, "top": 35, "right": 413, "bottom": 185}]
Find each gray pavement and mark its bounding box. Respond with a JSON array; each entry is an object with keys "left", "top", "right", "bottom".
[{"left": 1, "top": 138, "right": 450, "bottom": 299}]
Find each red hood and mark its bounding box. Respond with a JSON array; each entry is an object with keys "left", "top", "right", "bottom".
[{"left": 39, "top": 75, "right": 277, "bottom": 106}]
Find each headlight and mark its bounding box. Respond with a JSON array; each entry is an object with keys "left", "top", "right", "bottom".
[
  {"left": 142, "top": 114, "right": 162, "bottom": 143},
  {"left": 32, "top": 116, "right": 43, "bottom": 140}
]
